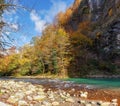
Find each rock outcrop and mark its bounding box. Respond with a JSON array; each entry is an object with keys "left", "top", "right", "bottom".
[{"left": 65, "top": 0, "right": 120, "bottom": 62}]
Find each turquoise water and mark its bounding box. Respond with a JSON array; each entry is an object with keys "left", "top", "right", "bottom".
[{"left": 66, "top": 78, "right": 120, "bottom": 88}]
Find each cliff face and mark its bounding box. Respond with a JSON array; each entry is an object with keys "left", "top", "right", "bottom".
[
  {"left": 66, "top": 0, "right": 120, "bottom": 62},
  {"left": 91, "top": 0, "right": 120, "bottom": 62}
]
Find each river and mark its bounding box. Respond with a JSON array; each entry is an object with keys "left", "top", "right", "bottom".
[
  {"left": 0, "top": 77, "right": 120, "bottom": 89},
  {"left": 0, "top": 77, "right": 120, "bottom": 104}
]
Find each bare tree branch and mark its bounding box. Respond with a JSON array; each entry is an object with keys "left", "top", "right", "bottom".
[{"left": 0, "top": 4, "right": 31, "bottom": 12}]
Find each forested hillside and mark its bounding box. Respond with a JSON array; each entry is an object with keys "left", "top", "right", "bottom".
[{"left": 0, "top": 0, "right": 120, "bottom": 77}]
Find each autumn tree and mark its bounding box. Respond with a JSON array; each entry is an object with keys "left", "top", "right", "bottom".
[{"left": 33, "top": 25, "right": 71, "bottom": 76}]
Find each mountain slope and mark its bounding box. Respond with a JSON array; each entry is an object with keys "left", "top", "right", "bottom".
[{"left": 63, "top": 0, "right": 120, "bottom": 62}]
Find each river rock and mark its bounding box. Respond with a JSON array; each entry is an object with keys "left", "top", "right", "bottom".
[
  {"left": 80, "top": 100, "right": 86, "bottom": 104},
  {"left": 42, "top": 101, "right": 52, "bottom": 106},
  {"left": 60, "top": 93, "right": 67, "bottom": 99},
  {"left": 111, "top": 102, "right": 118, "bottom": 106},
  {"left": 65, "top": 98, "right": 74, "bottom": 103},
  {"left": 112, "top": 99, "right": 117, "bottom": 103},
  {"left": 25, "top": 90, "right": 33, "bottom": 95},
  {"left": 18, "top": 100, "right": 28, "bottom": 106},
  {"left": 1, "top": 94, "right": 9, "bottom": 99},
  {"left": 48, "top": 94, "right": 54, "bottom": 99},
  {"left": 80, "top": 91, "right": 88, "bottom": 98},
  {"left": 0, "top": 102, "right": 11, "bottom": 106},
  {"left": 33, "top": 95, "right": 46, "bottom": 101},
  {"left": 7, "top": 96, "right": 19, "bottom": 104},
  {"left": 86, "top": 104, "right": 92, "bottom": 106},
  {"left": 37, "top": 91, "right": 45, "bottom": 95},
  {"left": 66, "top": 93, "right": 70, "bottom": 97},
  {"left": 52, "top": 101, "right": 59, "bottom": 106},
  {"left": 38, "top": 88, "right": 44, "bottom": 92},
  {"left": 91, "top": 101, "right": 97, "bottom": 105},
  {"left": 101, "top": 102, "right": 111, "bottom": 106},
  {"left": 71, "top": 88, "right": 75, "bottom": 92},
  {"left": 15, "top": 92, "right": 25, "bottom": 99},
  {"left": 27, "top": 96, "right": 33, "bottom": 101},
  {"left": 0, "top": 89, "right": 6, "bottom": 93}
]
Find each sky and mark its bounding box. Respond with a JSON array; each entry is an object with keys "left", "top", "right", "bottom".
[{"left": 3, "top": 0, "right": 74, "bottom": 47}]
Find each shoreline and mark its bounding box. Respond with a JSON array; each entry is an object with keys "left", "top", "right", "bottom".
[
  {"left": 0, "top": 80, "right": 119, "bottom": 106},
  {"left": 1, "top": 74, "right": 120, "bottom": 79}
]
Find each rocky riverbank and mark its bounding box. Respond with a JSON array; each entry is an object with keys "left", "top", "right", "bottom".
[{"left": 0, "top": 80, "right": 119, "bottom": 106}]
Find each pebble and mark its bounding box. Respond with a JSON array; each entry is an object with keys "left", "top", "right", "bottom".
[
  {"left": 0, "top": 102, "right": 11, "bottom": 106},
  {"left": 25, "top": 90, "right": 33, "bottom": 95},
  {"left": 27, "top": 96, "right": 33, "bottom": 101},
  {"left": 66, "top": 93, "right": 70, "bottom": 97},
  {"left": 18, "top": 100, "right": 28, "bottom": 106},
  {"left": 0, "top": 80, "right": 118, "bottom": 106},
  {"left": 112, "top": 102, "right": 118, "bottom": 106},
  {"left": 33, "top": 95, "right": 46, "bottom": 101},
  {"left": 15, "top": 92, "right": 24, "bottom": 99},
  {"left": 112, "top": 99, "right": 117, "bottom": 103},
  {"left": 42, "top": 101, "right": 52, "bottom": 106},
  {"left": 101, "top": 102, "right": 110, "bottom": 106},
  {"left": 91, "top": 101, "right": 97, "bottom": 105},
  {"left": 7, "top": 96, "right": 18, "bottom": 104},
  {"left": 71, "top": 88, "right": 75, "bottom": 92},
  {"left": 86, "top": 104, "right": 92, "bottom": 106},
  {"left": 80, "top": 91, "right": 88, "bottom": 98},
  {"left": 52, "top": 101, "right": 59, "bottom": 106},
  {"left": 66, "top": 98, "right": 74, "bottom": 103},
  {"left": 80, "top": 100, "right": 86, "bottom": 104}
]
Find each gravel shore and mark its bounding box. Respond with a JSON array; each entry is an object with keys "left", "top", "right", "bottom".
[{"left": 0, "top": 80, "right": 119, "bottom": 106}]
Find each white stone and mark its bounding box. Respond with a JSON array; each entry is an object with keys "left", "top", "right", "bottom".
[
  {"left": 66, "top": 93, "right": 70, "bottom": 97},
  {"left": 86, "top": 104, "right": 92, "bottom": 106},
  {"left": 33, "top": 95, "right": 46, "bottom": 101},
  {"left": 15, "top": 93, "right": 24, "bottom": 99},
  {"left": 27, "top": 96, "right": 33, "bottom": 101},
  {"left": 112, "top": 99, "right": 118, "bottom": 103},
  {"left": 0, "top": 102, "right": 11, "bottom": 106},
  {"left": 66, "top": 98, "right": 74, "bottom": 103},
  {"left": 91, "top": 101, "right": 96, "bottom": 104},
  {"left": 1, "top": 89, "right": 6, "bottom": 93},
  {"left": 42, "top": 101, "right": 52, "bottom": 106},
  {"left": 48, "top": 94, "right": 54, "bottom": 99},
  {"left": 29, "top": 104, "right": 34, "bottom": 106},
  {"left": 80, "top": 91, "right": 88, "bottom": 98},
  {"left": 80, "top": 100, "right": 86, "bottom": 104},
  {"left": 101, "top": 102, "right": 110, "bottom": 106},
  {"left": 25, "top": 91, "right": 33, "bottom": 95},
  {"left": 52, "top": 102, "right": 59, "bottom": 106},
  {"left": 112, "top": 103, "right": 118, "bottom": 106},
  {"left": 7, "top": 96, "right": 18, "bottom": 104},
  {"left": 18, "top": 100, "right": 28, "bottom": 106},
  {"left": 71, "top": 88, "right": 75, "bottom": 92},
  {"left": 37, "top": 91, "right": 45, "bottom": 95},
  {"left": 38, "top": 88, "right": 44, "bottom": 92}
]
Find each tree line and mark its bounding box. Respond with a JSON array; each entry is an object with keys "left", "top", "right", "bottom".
[{"left": 0, "top": 0, "right": 119, "bottom": 77}]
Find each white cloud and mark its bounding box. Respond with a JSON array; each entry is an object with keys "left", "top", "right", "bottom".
[
  {"left": 30, "top": 0, "right": 70, "bottom": 34},
  {"left": 11, "top": 24, "right": 19, "bottom": 30},
  {"left": 6, "top": 32, "right": 10, "bottom": 35},
  {"left": 44, "top": 0, "right": 68, "bottom": 23},
  {"left": 30, "top": 10, "right": 46, "bottom": 34}
]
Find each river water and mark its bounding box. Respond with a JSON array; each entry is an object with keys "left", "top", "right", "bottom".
[
  {"left": 66, "top": 78, "right": 120, "bottom": 88},
  {"left": 0, "top": 77, "right": 120, "bottom": 90}
]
